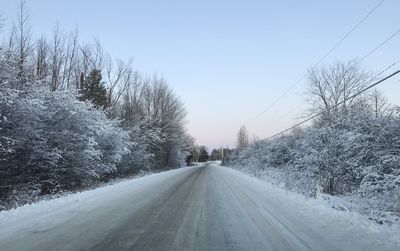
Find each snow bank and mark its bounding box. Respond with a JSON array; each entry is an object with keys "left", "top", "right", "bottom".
[{"left": 221, "top": 165, "right": 400, "bottom": 249}]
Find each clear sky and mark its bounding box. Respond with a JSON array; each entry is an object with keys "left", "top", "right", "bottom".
[{"left": 2, "top": 0, "right": 400, "bottom": 149}]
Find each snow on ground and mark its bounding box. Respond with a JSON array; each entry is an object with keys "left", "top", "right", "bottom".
[
  {"left": 231, "top": 164, "right": 400, "bottom": 227},
  {"left": 221, "top": 165, "right": 400, "bottom": 249},
  {"left": 0, "top": 165, "right": 197, "bottom": 234},
  {"left": 0, "top": 162, "right": 399, "bottom": 250}
]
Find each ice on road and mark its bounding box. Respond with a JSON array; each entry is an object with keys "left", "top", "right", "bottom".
[{"left": 0, "top": 162, "right": 399, "bottom": 251}]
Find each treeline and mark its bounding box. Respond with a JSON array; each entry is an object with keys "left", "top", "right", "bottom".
[
  {"left": 225, "top": 61, "right": 400, "bottom": 217},
  {"left": 187, "top": 146, "right": 232, "bottom": 163},
  {"left": 0, "top": 2, "right": 193, "bottom": 210}
]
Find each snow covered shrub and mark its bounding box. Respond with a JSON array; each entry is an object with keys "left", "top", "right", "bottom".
[
  {"left": 0, "top": 81, "right": 134, "bottom": 209},
  {"left": 40, "top": 89, "right": 132, "bottom": 187},
  {"left": 224, "top": 61, "right": 400, "bottom": 218},
  {"left": 115, "top": 76, "right": 191, "bottom": 170},
  {"left": 357, "top": 117, "right": 400, "bottom": 213},
  {"left": 225, "top": 112, "right": 400, "bottom": 216},
  {"left": 0, "top": 16, "right": 192, "bottom": 209},
  {"left": 115, "top": 125, "right": 154, "bottom": 176}
]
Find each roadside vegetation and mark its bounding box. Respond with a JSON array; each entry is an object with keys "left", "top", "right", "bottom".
[
  {"left": 225, "top": 61, "right": 400, "bottom": 224},
  {"left": 0, "top": 2, "right": 193, "bottom": 210}
]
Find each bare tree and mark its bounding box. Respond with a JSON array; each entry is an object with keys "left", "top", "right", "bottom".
[
  {"left": 14, "top": 0, "right": 32, "bottom": 84},
  {"left": 369, "top": 89, "right": 391, "bottom": 117},
  {"left": 61, "top": 28, "right": 79, "bottom": 89},
  {"left": 77, "top": 40, "right": 106, "bottom": 90},
  {"left": 237, "top": 125, "right": 249, "bottom": 148},
  {"left": 7, "top": 25, "right": 16, "bottom": 52},
  {"left": 106, "top": 57, "right": 133, "bottom": 108},
  {"left": 307, "top": 60, "right": 372, "bottom": 121},
  {"left": 192, "top": 146, "right": 200, "bottom": 163},
  {"left": 251, "top": 135, "right": 260, "bottom": 144},
  {"left": 34, "top": 27, "right": 79, "bottom": 90},
  {"left": 50, "top": 24, "right": 66, "bottom": 91},
  {"left": 119, "top": 71, "right": 145, "bottom": 121},
  {"left": 35, "top": 36, "right": 49, "bottom": 80},
  {"left": 0, "top": 13, "right": 5, "bottom": 52},
  {"left": 117, "top": 73, "right": 188, "bottom": 167}
]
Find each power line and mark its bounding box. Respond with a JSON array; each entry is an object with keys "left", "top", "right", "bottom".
[
  {"left": 253, "top": 0, "right": 385, "bottom": 121},
  {"left": 253, "top": 74, "right": 305, "bottom": 120},
  {"left": 264, "top": 67, "right": 400, "bottom": 141},
  {"left": 314, "top": 0, "right": 385, "bottom": 67},
  {"left": 257, "top": 27, "right": 400, "bottom": 134},
  {"left": 358, "top": 28, "right": 400, "bottom": 63},
  {"left": 370, "top": 58, "right": 400, "bottom": 81},
  {"left": 259, "top": 102, "right": 305, "bottom": 133}
]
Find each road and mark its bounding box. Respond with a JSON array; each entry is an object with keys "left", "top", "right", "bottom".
[{"left": 0, "top": 162, "right": 398, "bottom": 251}]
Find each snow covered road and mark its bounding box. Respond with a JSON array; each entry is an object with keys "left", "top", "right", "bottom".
[{"left": 0, "top": 162, "right": 399, "bottom": 251}]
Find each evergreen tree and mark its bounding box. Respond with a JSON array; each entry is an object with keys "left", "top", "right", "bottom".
[
  {"left": 79, "top": 69, "right": 108, "bottom": 108},
  {"left": 199, "top": 146, "right": 209, "bottom": 162}
]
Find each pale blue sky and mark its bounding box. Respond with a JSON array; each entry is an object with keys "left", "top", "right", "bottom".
[{"left": 2, "top": 0, "right": 400, "bottom": 149}]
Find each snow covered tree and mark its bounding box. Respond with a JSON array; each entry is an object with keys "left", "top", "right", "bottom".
[
  {"left": 116, "top": 74, "right": 189, "bottom": 169},
  {"left": 0, "top": 2, "right": 193, "bottom": 210},
  {"left": 225, "top": 61, "right": 400, "bottom": 215},
  {"left": 368, "top": 89, "right": 391, "bottom": 118},
  {"left": 307, "top": 60, "right": 372, "bottom": 123},
  {"left": 237, "top": 125, "right": 249, "bottom": 148}
]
